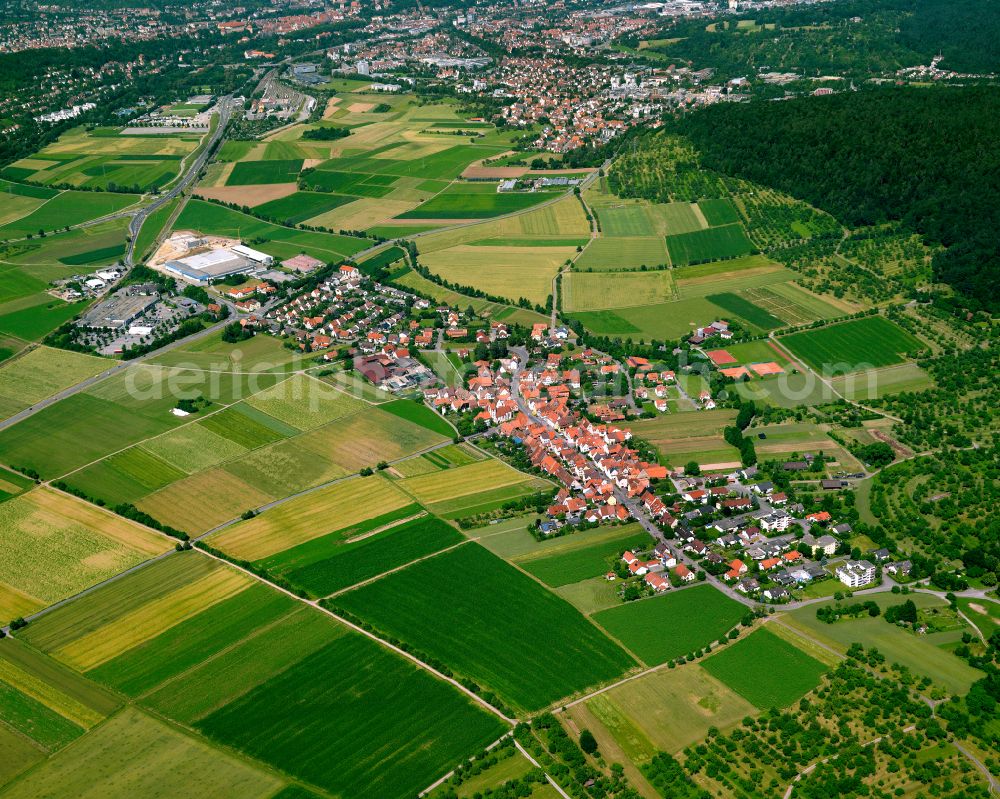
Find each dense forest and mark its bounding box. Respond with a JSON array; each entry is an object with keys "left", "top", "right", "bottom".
[
  {"left": 667, "top": 86, "right": 1000, "bottom": 310},
  {"left": 648, "top": 0, "right": 1000, "bottom": 76}
]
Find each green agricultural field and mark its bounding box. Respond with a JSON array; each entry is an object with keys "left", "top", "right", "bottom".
[
  {"left": 705, "top": 292, "right": 784, "bottom": 331},
  {"left": 62, "top": 445, "right": 188, "bottom": 507},
  {"left": 0, "top": 191, "right": 140, "bottom": 238},
  {"left": 378, "top": 398, "right": 455, "bottom": 436},
  {"left": 698, "top": 198, "right": 741, "bottom": 226},
  {"left": 592, "top": 585, "right": 746, "bottom": 666},
  {"left": 516, "top": 525, "right": 651, "bottom": 588},
  {"left": 0, "top": 487, "right": 170, "bottom": 618},
  {"left": 666, "top": 224, "right": 754, "bottom": 266},
  {"left": 576, "top": 237, "right": 669, "bottom": 270},
  {"left": 779, "top": 316, "right": 924, "bottom": 372},
  {"left": 245, "top": 374, "right": 365, "bottom": 430},
  {"left": 0, "top": 367, "right": 266, "bottom": 478},
  {"left": 0, "top": 346, "right": 109, "bottom": 419},
  {"left": 173, "top": 200, "right": 371, "bottom": 261},
  {"left": 329, "top": 544, "right": 636, "bottom": 711},
  {"left": 209, "top": 476, "right": 413, "bottom": 561},
  {"left": 226, "top": 158, "right": 303, "bottom": 186},
  {"left": 783, "top": 593, "right": 983, "bottom": 695},
  {"left": 86, "top": 582, "right": 295, "bottom": 697},
  {"left": 194, "top": 631, "right": 508, "bottom": 799},
  {"left": 260, "top": 514, "right": 464, "bottom": 597},
  {"left": 0, "top": 298, "right": 90, "bottom": 342},
  {"left": 0, "top": 707, "right": 284, "bottom": 799},
  {"left": 829, "top": 362, "right": 934, "bottom": 400},
  {"left": 253, "top": 191, "right": 354, "bottom": 225},
  {"left": 563, "top": 270, "right": 674, "bottom": 312},
  {"left": 198, "top": 403, "right": 294, "bottom": 448},
  {"left": 397, "top": 459, "right": 536, "bottom": 507},
  {"left": 591, "top": 663, "right": 757, "bottom": 756},
  {"left": 398, "top": 184, "right": 554, "bottom": 219},
  {"left": 701, "top": 627, "right": 827, "bottom": 709},
  {"left": 3, "top": 126, "right": 199, "bottom": 192},
  {"left": 133, "top": 198, "right": 179, "bottom": 261},
  {"left": 741, "top": 282, "right": 845, "bottom": 325},
  {"left": 139, "top": 423, "right": 249, "bottom": 474}
]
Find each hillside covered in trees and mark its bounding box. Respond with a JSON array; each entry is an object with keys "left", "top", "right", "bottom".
[
  {"left": 647, "top": 0, "right": 1000, "bottom": 77},
  {"left": 666, "top": 86, "right": 1000, "bottom": 310}
]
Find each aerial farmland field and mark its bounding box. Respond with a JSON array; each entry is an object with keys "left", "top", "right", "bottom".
[
  {"left": 592, "top": 585, "right": 746, "bottom": 666},
  {"left": 0, "top": 487, "right": 170, "bottom": 619},
  {"left": 0, "top": 346, "right": 108, "bottom": 419},
  {"left": 208, "top": 475, "right": 413, "bottom": 560},
  {"left": 0, "top": 191, "right": 141, "bottom": 239},
  {"left": 420, "top": 244, "right": 572, "bottom": 306},
  {"left": 779, "top": 316, "right": 925, "bottom": 371},
  {"left": 259, "top": 513, "right": 463, "bottom": 597},
  {"left": 329, "top": 543, "right": 637, "bottom": 711},
  {"left": 25, "top": 552, "right": 509, "bottom": 799},
  {"left": 666, "top": 223, "right": 754, "bottom": 266},
  {"left": 515, "top": 525, "right": 651, "bottom": 588},
  {"left": 575, "top": 237, "right": 668, "bottom": 270},
  {"left": 563, "top": 270, "right": 675, "bottom": 312},
  {"left": 701, "top": 627, "right": 827, "bottom": 709}
]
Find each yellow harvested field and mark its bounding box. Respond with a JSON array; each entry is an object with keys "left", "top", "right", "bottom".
[
  {"left": 197, "top": 162, "right": 234, "bottom": 188},
  {"left": 499, "top": 196, "right": 591, "bottom": 237},
  {"left": 0, "top": 487, "right": 172, "bottom": 609},
  {"left": 0, "top": 584, "right": 43, "bottom": 621},
  {"left": 399, "top": 459, "right": 530, "bottom": 505},
  {"left": 422, "top": 245, "right": 574, "bottom": 306},
  {"left": 306, "top": 197, "right": 419, "bottom": 230},
  {"left": 0, "top": 658, "right": 104, "bottom": 728},
  {"left": 563, "top": 271, "right": 675, "bottom": 312},
  {"left": 0, "top": 346, "right": 109, "bottom": 409},
  {"left": 54, "top": 567, "right": 251, "bottom": 671},
  {"left": 347, "top": 102, "right": 375, "bottom": 113},
  {"left": 322, "top": 96, "right": 342, "bottom": 119},
  {"left": 34, "top": 490, "right": 168, "bottom": 555},
  {"left": 196, "top": 182, "right": 298, "bottom": 207},
  {"left": 137, "top": 469, "right": 273, "bottom": 535},
  {"left": 209, "top": 476, "right": 412, "bottom": 561}
]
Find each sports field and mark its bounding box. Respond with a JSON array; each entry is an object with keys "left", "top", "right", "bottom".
[
  {"left": 592, "top": 585, "right": 746, "bottom": 666},
  {"left": 329, "top": 543, "right": 636, "bottom": 711},
  {"left": 563, "top": 270, "right": 674, "bottom": 312},
  {"left": 701, "top": 627, "right": 826, "bottom": 709},
  {"left": 779, "top": 316, "right": 924, "bottom": 372},
  {"left": 666, "top": 224, "right": 754, "bottom": 266},
  {"left": 0, "top": 487, "right": 170, "bottom": 618}
]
